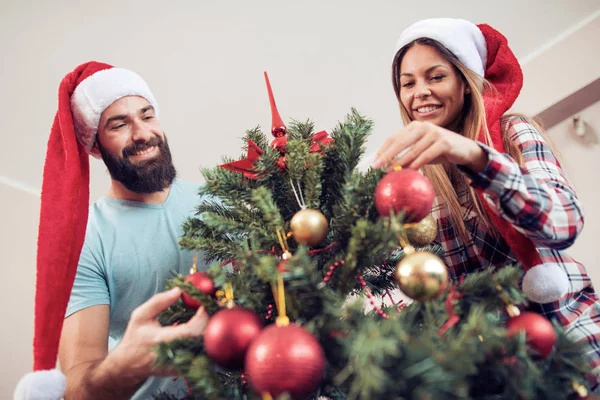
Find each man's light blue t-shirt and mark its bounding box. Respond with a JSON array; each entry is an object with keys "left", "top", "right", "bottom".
[{"left": 66, "top": 179, "right": 207, "bottom": 399}]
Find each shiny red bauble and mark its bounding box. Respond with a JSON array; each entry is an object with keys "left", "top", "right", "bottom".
[
  {"left": 506, "top": 312, "right": 557, "bottom": 358},
  {"left": 245, "top": 324, "right": 326, "bottom": 399},
  {"left": 203, "top": 307, "right": 263, "bottom": 369},
  {"left": 374, "top": 168, "right": 435, "bottom": 223},
  {"left": 181, "top": 272, "right": 216, "bottom": 309}
]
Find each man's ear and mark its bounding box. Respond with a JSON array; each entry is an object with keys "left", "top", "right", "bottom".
[{"left": 90, "top": 139, "right": 102, "bottom": 158}]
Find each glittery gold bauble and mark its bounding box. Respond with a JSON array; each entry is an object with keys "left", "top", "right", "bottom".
[
  {"left": 394, "top": 251, "right": 449, "bottom": 301},
  {"left": 405, "top": 215, "right": 438, "bottom": 247},
  {"left": 290, "top": 209, "right": 328, "bottom": 246}
]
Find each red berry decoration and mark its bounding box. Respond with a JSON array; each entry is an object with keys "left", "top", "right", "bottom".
[
  {"left": 277, "top": 259, "right": 289, "bottom": 273},
  {"left": 277, "top": 251, "right": 292, "bottom": 273},
  {"left": 374, "top": 168, "right": 435, "bottom": 223},
  {"left": 245, "top": 324, "right": 325, "bottom": 399},
  {"left": 506, "top": 311, "right": 557, "bottom": 358},
  {"left": 204, "top": 307, "right": 263, "bottom": 369},
  {"left": 181, "top": 272, "right": 216, "bottom": 309}
]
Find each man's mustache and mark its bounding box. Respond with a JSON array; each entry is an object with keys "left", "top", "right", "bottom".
[{"left": 122, "top": 137, "right": 163, "bottom": 158}]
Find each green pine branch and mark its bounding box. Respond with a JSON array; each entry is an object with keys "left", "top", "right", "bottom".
[{"left": 154, "top": 108, "right": 592, "bottom": 400}]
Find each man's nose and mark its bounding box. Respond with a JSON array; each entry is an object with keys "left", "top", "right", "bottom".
[{"left": 131, "top": 119, "right": 153, "bottom": 142}]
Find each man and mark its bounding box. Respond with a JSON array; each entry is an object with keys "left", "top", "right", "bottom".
[{"left": 16, "top": 62, "right": 208, "bottom": 399}]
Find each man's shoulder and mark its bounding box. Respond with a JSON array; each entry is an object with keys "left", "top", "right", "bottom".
[
  {"left": 166, "top": 179, "right": 206, "bottom": 218},
  {"left": 170, "top": 179, "right": 204, "bottom": 204},
  {"left": 172, "top": 178, "right": 203, "bottom": 194},
  {"left": 84, "top": 197, "right": 120, "bottom": 241}
]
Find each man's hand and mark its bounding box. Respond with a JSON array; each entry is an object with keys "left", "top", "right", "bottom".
[
  {"left": 106, "top": 287, "right": 209, "bottom": 381},
  {"left": 60, "top": 287, "right": 208, "bottom": 399}
]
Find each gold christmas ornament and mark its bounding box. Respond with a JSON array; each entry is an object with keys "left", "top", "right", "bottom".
[
  {"left": 394, "top": 251, "right": 449, "bottom": 301},
  {"left": 290, "top": 209, "right": 328, "bottom": 246},
  {"left": 405, "top": 214, "right": 438, "bottom": 247}
]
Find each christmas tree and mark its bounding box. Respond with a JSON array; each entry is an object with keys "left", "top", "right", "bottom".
[{"left": 154, "top": 73, "right": 593, "bottom": 400}]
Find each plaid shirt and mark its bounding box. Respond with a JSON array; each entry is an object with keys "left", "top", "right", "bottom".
[{"left": 431, "top": 115, "right": 600, "bottom": 383}]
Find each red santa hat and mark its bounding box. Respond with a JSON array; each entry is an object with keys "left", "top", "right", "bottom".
[
  {"left": 395, "top": 19, "right": 568, "bottom": 304},
  {"left": 15, "top": 61, "right": 159, "bottom": 399}
]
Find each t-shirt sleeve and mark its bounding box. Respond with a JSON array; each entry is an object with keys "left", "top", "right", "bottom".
[{"left": 65, "top": 241, "right": 110, "bottom": 317}]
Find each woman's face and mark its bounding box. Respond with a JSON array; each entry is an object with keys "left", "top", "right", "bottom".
[{"left": 398, "top": 44, "right": 468, "bottom": 130}]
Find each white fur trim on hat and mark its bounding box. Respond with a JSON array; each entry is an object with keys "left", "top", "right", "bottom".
[
  {"left": 394, "top": 18, "right": 488, "bottom": 77},
  {"left": 14, "top": 369, "right": 66, "bottom": 400},
  {"left": 71, "top": 67, "right": 160, "bottom": 154},
  {"left": 522, "top": 263, "right": 569, "bottom": 304}
]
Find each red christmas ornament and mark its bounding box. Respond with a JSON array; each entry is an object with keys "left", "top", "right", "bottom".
[
  {"left": 271, "top": 136, "right": 287, "bottom": 153},
  {"left": 506, "top": 311, "right": 557, "bottom": 358},
  {"left": 374, "top": 168, "right": 435, "bottom": 223},
  {"left": 181, "top": 272, "right": 216, "bottom": 309},
  {"left": 277, "top": 251, "right": 292, "bottom": 273},
  {"left": 277, "top": 260, "right": 289, "bottom": 273},
  {"left": 264, "top": 71, "right": 287, "bottom": 138},
  {"left": 245, "top": 324, "right": 325, "bottom": 399},
  {"left": 204, "top": 307, "right": 264, "bottom": 369}
]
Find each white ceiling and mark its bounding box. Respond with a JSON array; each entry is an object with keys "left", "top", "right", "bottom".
[{"left": 1, "top": 0, "right": 599, "bottom": 201}]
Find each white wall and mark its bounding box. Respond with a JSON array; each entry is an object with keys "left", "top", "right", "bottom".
[
  {"left": 1, "top": 0, "right": 599, "bottom": 201},
  {"left": 0, "top": 186, "right": 38, "bottom": 395},
  {"left": 546, "top": 102, "right": 600, "bottom": 285},
  {"left": 514, "top": 13, "right": 600, "bottom": 116}
]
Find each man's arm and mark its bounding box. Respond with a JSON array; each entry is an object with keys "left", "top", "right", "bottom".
[
  {"left": 59, "top": 304, "right": 144, "bottom": 399},
  {"left": 58, "top": 287, "right": 208, "bottom": 400}
]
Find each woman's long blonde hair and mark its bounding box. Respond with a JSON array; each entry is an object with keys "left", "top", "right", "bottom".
[{"left": 391, "top": 38, "right": 529, "bottom": 243}]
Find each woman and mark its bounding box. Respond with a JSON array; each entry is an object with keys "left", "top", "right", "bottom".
[{"left": 373, "top": 18, "right": 600, "bottom": 385}]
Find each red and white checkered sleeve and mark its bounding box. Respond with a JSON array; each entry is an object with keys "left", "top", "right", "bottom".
[{"left": 463, "top": 116, "right": 584, "bottom": 250}]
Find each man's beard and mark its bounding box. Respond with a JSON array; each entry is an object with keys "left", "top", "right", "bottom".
[{"left": 98, "top": 134, "right": 177, "bottom": 194}]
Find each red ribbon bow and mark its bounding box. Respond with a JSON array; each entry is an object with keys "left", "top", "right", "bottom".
[
  {"left": 438, "top": 284, "right": 464, "bottom": 336},
  {"left": 219, "top": 131, "right": 332, "bottom": 179},
  {"left": 219, "top": 72, "right": 333, "bottom": 178}
]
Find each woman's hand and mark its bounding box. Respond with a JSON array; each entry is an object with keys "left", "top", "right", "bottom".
[{"left": 373, "top": 121, "right": 488, "bottom": 172}]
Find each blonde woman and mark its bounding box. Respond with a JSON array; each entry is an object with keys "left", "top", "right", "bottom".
[{"left": 373, "top": 18, "right": 600, "bottom": 386}]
